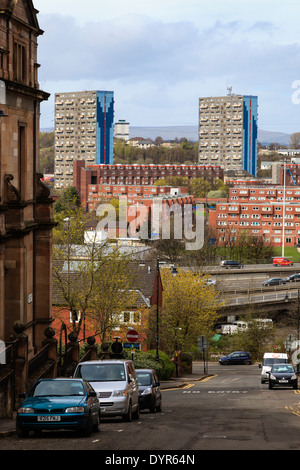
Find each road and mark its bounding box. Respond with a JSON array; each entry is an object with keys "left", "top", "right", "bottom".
[{"left": 1, "top": 362, "right": 300, "bottom": 452}]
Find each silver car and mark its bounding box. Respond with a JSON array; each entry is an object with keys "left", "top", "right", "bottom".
[{"left": 73, "top": 360, "right": 139, "bottom": 421}]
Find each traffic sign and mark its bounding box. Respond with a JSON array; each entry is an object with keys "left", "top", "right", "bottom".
[{"left": 126, "top": 329, "right": 139, "bottom": 343}]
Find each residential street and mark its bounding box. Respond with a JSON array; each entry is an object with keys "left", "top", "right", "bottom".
[{"left": 2, "top": 362, "right": 300, "bottom": 453}]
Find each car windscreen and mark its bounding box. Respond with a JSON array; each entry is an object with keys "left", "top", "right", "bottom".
[
  {"left": 263, "top": 358, "right": 287, "bottom": 366},
  {"left": 30, "top": 380, "right": 85, "bottom": 397},
  {"left": 272, "top": 365, "right": 294, "bottom": 373},
  {"left": 74, "top": 363, "right": 126, "bottom": 382},
  {"left": 136, "top": 372, "right": 152, "bottom": 386}
]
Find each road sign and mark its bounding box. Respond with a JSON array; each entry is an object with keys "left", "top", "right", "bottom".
[
  {"left": 198, "top": 336, "right": 208, "bottom": 351},
  {"left": 111, "top": 341, "right": 123, "bottom": 354},
  {"left": 126, "top": 329, "right": 139, "bottom": 343}
]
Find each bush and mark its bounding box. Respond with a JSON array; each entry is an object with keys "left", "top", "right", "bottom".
[
  {"left": 145, "top": 350, "right": 175, "bottom": 379},
  {"left": 127, "top": 350, "right": 175, "bottom": 379}
]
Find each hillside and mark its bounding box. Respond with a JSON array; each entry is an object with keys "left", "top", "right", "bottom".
[{"left": 40, "top": 126, "right": 292, "bottom": 147}]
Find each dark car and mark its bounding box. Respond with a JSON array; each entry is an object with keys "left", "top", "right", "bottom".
[
  {"left": 262, "top": 278, "right": 286, "bottom": 286},
  {"left": 220, "top": 260, "right": 244, "bottom": 269},
  {"left": 268, "top": 363, "right": 298, "bottom": 390},
  {"left": 16, "top": 378, "right": 100, "bottom": 438},
  {"left": 136, "top": 369, "right": 162, "bottom": 413},
  {"left": 219, "top": 351, "right": 252, "bottom": 365},
  {"left": 285, "top": 273, "right": 300, "bottom": 283}
]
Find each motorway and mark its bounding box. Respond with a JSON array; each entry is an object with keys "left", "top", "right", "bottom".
[
  {"left": 2, "top": 362, "right": 300, "bottom": 452},
  {"left": 205, "top": 264, "right": 300, "bottom": 307}
]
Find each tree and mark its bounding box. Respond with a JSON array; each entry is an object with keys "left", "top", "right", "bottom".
[
  {"left": 85, "top": 254, "right": 135, "bottom": 343},
  {"left": 54, "top": 186, "right": 80, "bottom": 213},
  {"left": 153, "top": 269, "right": 221, "bottom": 355},
  {"left": 53, "top": 205, "right": 134, "bottom": 341},
  {"left": 188, "top": 178, "right": 211, "bottom": 198},
  {"left": 289, "top": 132, "right": 300, "bottom": 149}
]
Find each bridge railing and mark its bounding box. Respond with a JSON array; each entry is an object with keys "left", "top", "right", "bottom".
[{"left": 225, "top": 290, "right": 298, "bottom": 306}]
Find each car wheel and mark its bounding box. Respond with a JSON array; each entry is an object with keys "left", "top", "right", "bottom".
[
  {"left": 93, "top": 411, "right": 100, "bottom": 432},
  {"left": 149, "top": 400, "right": 156, "bottom": 413},
  {"left": 16, "top": 422, "right": 29, "bottom": 438},
  {"left": 82, "top": 414, "right": 93, "bottom": 437},
  {"left": 122, "top": 402, "right": 133, "bottom": 422},
  {"left": 132, "top": 404, "right": 140, "bottom": 420}
]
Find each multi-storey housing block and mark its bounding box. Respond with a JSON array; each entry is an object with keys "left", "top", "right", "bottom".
[
  {"left": 198, "top": 94, "right": 258, "bottom": 176},
  {"left": 73, "top": 161, "right": 223, "bottom": 210},
  {"left": 54, "top": 90, "right": 114, "bottom": 188},
  {"left": 209, "top": 186, "right": 300, "bottom": 246}
]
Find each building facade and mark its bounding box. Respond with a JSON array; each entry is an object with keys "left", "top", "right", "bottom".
[
  {"left": 114, "top": 119, "right": 129, "bottom": 141},
  {"left": 198, "top": 94, "right": 258, "bottom": 176},
  {"left": 55, "top": 90, "right": 114, "bottom": 188},
  {"left": 73, "top": 161, "right": 223, "bottom": 210},
  {"left": 209, "top": 185, "right": 300, "bottom": 246},
  {"left": 0, "top": 0, "right": 54, "bottom": 354}
]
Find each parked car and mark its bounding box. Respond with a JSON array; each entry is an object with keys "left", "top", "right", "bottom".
[
  {"left": 220, "top": 260, "right": 244, "bottom": 269},
  {"left": 136, "top": 369, "right": 162, "bottom": 413},
  {"left": 273, "top": 257, "right": 293, "bottom": 266},
  {"left": 73, "top": 360, "right": 140, "bottom": 422},
  {"left": 16, "top": 378, "right": 100, "bottom": 438},
  {"left": 285, "top": 273, "right": 300, "bottom": 283},
  {"left": 262, "top": 278, "right": 286, "bottom": 286},
  {"left": 204, "top": 279, "right": 216, "bottom": 287},
  {"left": 219, "top": 351, "right": 252, "bottom": 365},
  {"left": 259, "top": 352, "right": 288, "bottom": 384},
  {"left": 267, "top": 363, "right": 298, "bottom": 390}
]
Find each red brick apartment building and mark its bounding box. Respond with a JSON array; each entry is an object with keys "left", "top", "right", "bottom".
[
  {"left": 73, "top": 160, "right": 223, "bottom": 209},
  {"left": 209, "top": 186, "right": 300, "bottom": 247},
  {"left": 279, "top": 163, "right": 300, "bottom": 186}
]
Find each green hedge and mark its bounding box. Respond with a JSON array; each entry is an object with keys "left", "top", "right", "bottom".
[{"left": 129, "top": 350, "right": 175, "bottom": 380}]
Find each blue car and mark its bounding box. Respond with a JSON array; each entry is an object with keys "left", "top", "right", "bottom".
[
  {"left": 219, "top": 351, "right": 252, "bottom": 365},
  {"left": 16, "top": 378, "right": 100, "bottom": 438}
]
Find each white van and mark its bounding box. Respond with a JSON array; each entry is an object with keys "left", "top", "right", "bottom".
[
  {"left": 259, "top": 352, "right": 288, "bottom": 383},
  {"left": 73, "top": 360, "right": 140, "bottom": 421}
]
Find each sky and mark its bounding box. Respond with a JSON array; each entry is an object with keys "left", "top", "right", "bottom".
[{"left": 34, "top": 0, "right": 300, "bottom": 135}]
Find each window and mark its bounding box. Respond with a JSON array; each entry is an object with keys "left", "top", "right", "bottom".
[{"left": 14, "top": 42, "right": 27, "bottom": 82}]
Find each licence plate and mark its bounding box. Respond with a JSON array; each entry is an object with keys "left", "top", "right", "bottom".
[
  {"left": 279, "top": 380, "right": 288, "bottom": 383},
  {"left": 37, "top": 416, "right": 61, "bottom": 422}
]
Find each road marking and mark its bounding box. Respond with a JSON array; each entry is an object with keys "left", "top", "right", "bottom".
[
  {"left": 201, "top": 375, "right": 218, "bottom": 382},
  {"left": 182, "top": 383, "right": 195, "bottom": 390}
]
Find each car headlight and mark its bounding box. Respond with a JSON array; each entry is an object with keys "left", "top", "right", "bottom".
[
  {"left": 270, "top": 375, "right": 276, "bottom": 380},
  {"left": 18, "top": 407, "right": 34, "bottom": 414},
  {"left": 112, "top": 390, "right": 127, "bottom": 397},
  {"left": 291, "top": 374, "right": 297, "bottom": 380},
  {"left": 65, "top": 406, "right": 85, "bottom": 413},
  {"left": 141, "top": 388, "right": 152, "bottom": 395}
]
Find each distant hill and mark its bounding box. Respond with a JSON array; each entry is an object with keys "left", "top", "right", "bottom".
[
  {"left": 41, "top": 125, "right": 291, "bottom": 146},
  {"left": 130, "top": 126, "right": 291, "bottom": 146}
]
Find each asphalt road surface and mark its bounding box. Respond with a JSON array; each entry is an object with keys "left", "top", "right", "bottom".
[{"left": 2, "top": 362, "right": 300, "bottom": 453}]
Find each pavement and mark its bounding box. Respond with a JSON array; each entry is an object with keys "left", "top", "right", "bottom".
[{"left": 0, "top": 371, "right": 210, "bottom": 438}]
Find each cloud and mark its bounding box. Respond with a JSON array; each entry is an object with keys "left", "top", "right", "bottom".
[{"left": 37, "top": 12, "right": 300, "bottom": 131}]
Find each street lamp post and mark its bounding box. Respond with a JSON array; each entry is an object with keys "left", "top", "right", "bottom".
[
  {"left": 282, "top": 159, "right": 286, "bottom": 257},
  {"left": 297, "top": 289, "right": 300, "bottom": 375},
  {"left": 155, "top": 257, "right": 160, "bottom": 361}
]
